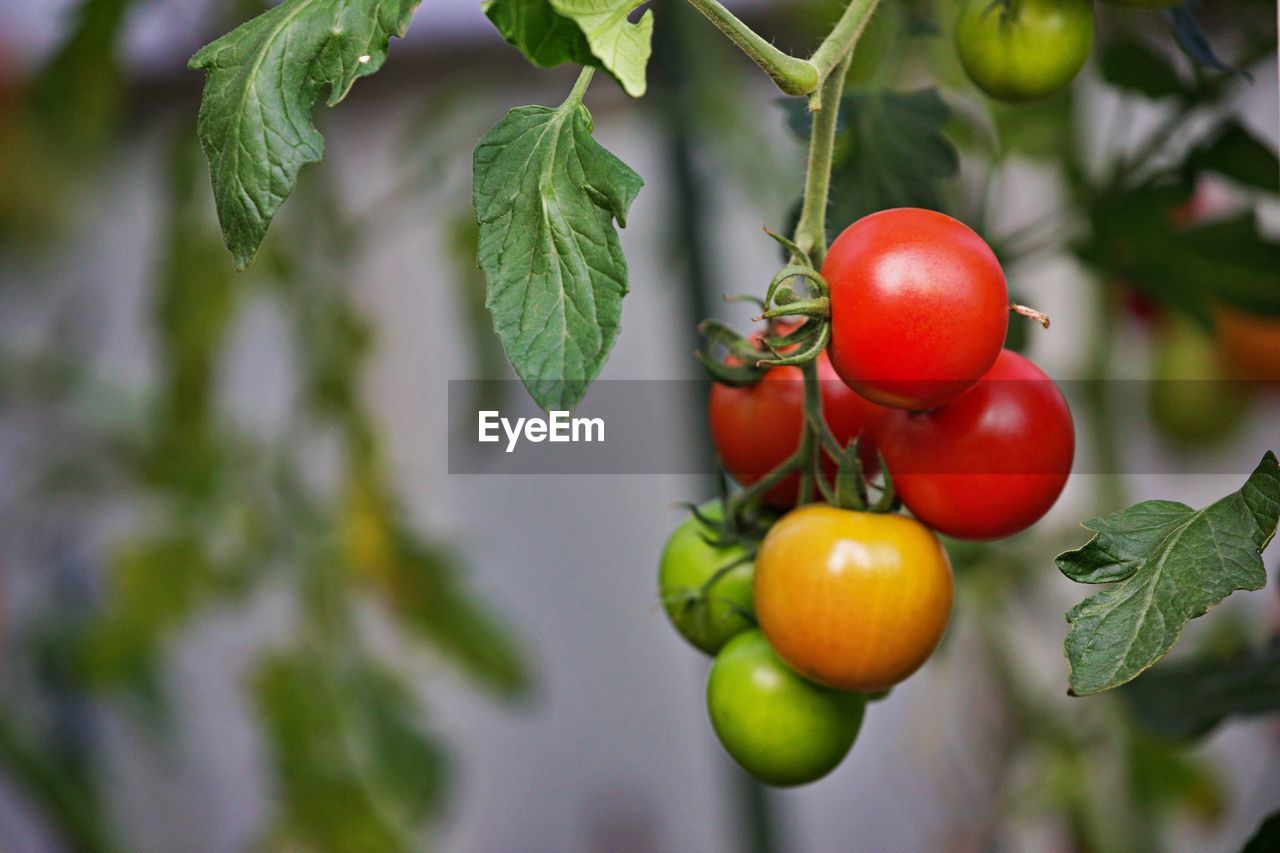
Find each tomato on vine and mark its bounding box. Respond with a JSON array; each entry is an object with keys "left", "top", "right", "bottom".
[
  {"left": 706, "top": 630, "right": 865, "bottom": 786},
  {"left": 709, "top": 345, "right": 884, "bottom": 508},
  {"left": 1215, "top": 305, "right": 1280, "bottom": 383},
  {"left": 658, "top": 502, "right": 757, "bottom": 655},
  {"left": 822, "top": 208, "right": 1009, "bottom": 411},
  {"left": 880, "top": 349, "right": 1075, "bottom": 540},
  {"left": 753, "top": 505, "right": 953, "bottom": 692},
  {"left": 1150, "top": 316, "right": 1252, "bottom": 445},
  {"left": 955, "top": 0, "right": 1094, "bottom": 103}
]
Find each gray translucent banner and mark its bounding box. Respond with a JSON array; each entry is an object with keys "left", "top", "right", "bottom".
[{"left": 447, "top": 380, "right": 1278, "bottom": 475}]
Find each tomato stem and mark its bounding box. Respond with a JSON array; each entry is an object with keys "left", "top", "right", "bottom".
[
  {"left": 1010, "top": 302, "right": 1051, "bottom": 329},
  {"left": 561, "top": 66, "right": 595, "bottom": 109},
  {"left": 682, "top": 0, "right": 819, "bottom": 95},
  {"left": 808, "top": 0, "right": 882, "bottom": 99},
  {"left": 793, "top": 50, "right": 852, "bottom": 266}
]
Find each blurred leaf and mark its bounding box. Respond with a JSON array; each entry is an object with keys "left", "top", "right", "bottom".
[
  {"left": 446, "top": 214, "right": 510, "bottom": 414},
  {"left": 80, "top": 534, "right": 231, "bottom": 688},
  {"left": 473, "top": 97, "right": 642, "bottom": 412},
  {"left": 189, "top": 0, "right": 421, "bottom": 268},
  {"left": 989, "top": 91, "right": 1074, "bottom": 160},
  {"left": 1186, "top": 122, "right": 1280, "bottom": 193},
  {"left": 1079, "top": 186, "right": 1280, "bottom": 321},
  {"left": 0, "top": 715, "right": 117, "bottom": 853},
  {"left": 785, "top": 88, "right": 958, "bottom": 233},
  {"left": 1164, "top": 5, "right": 1252, "bottom": 80},
  {"left": 1120, "top": 645, "right": 1280, "bottom": 740},
  {"left": 255, "top": 651, "right": 447, "bottom": 851},
  {"left": 1098, "top": 36, "right": 1185, "bottom": 99},
  {"left": 1243, "top": 809, "right": 1280, "bottom": 853},
  {"left": 154, "top": 136, "right": 244, "bottom": 441},
  {"left": 483, "top": 0, "right": 595, "bottom": 68},
  {"left": 1058, "top": 452, "right": 1280, "bottom": 695},
  {"left": 30, "top": 0, "right": 135, "bottom": 155},
  {"left": 343, "top": 480, "right": 533, "bottom": 699},
  {"left": 1128, "top": 731, "right": 1224, "bottom": 825}
]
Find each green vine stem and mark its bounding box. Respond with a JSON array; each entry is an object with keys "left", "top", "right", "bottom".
[
  {"left": 792, "top": 50, "right": 852, "bottom": 265},
  {"left": 808, "top": 0, "right": 881, "bottom": 99},
  {"left": 682, "top": 0, "right": 819, "bottom": 95},
  {"left": 682, "top": 0, "right": 880, "bottom": 100}
]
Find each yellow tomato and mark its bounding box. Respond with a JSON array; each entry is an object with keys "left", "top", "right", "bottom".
[{"left": 754, "top": 505, "right": 953, "bottom": 692}]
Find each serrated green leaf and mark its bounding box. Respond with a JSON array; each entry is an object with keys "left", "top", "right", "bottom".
[
  {"left": 1059, "top": 452, "right": 1280, "bottom": 695},
  {"left": 255, "top": 652, "right": 447, "bottom": 850},
  {"left": 483, "top": 0, "right": 596, "bottom": 68},
  {"left": 1120, "top": 645, "right": 1280, "bottom": 740},
  {"left": 188, "top": 0, "right": 420, "bottom": 269},
  {"left": 1098, "top": 36, "right": 1184, "bottom": 99},
  {"left": 473, "top": 94, "right": 642, "bottom": 412},
  {"left": 549, "top": 0, "right": 653, "bottom": 97},
  {"left": 1187, "top": 121, "right": 1280, "bottom": 193}
]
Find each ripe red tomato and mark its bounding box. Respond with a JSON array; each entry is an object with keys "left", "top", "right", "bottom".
[
  {"left": 754, "top": 505, "right": 953, "bottom": 692},
  {"left": 709, "top": 349, "right": 885, "bottom": 508},
  {"left": 954, "top": 0, "right": 1094, "bottom": 103},
  {"left": 822, "top": 208, "right": 1009, "bottom": 411},
  {"left": 706, "top": 630, "right": 865, "bottom": 786},
  {"left": 879, "top": 349, "right": 1074, "bottom": 540}
]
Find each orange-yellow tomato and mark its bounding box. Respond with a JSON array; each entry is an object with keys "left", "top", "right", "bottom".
[
  {"left": 1215, "top": 305, "right": 1280, "bottom": 383},
  {"left": 754, "top": 505, "right": 953, "bottom": 692}
]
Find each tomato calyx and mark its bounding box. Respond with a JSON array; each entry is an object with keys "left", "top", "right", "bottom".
[{"left": 818, "top": 435, "right": 898, "bottom": 514}]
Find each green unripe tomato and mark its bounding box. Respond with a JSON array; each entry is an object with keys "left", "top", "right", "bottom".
[
  {"left": 658, "top": 503, "right": 755, "bottom": 655},
  {"left": 1149, "top": 317, "right": 1252, "bottom": 445},
  {"left": 955, "top": 0, "right": 1094, "bottom": 103},
  {"left": 706, "top": 630, "right": 865, "bottom": 787}
]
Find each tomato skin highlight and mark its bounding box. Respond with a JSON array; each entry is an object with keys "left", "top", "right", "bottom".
[
  {"left": 823, "top": 208, "right": 1009, "bottom": 411},
  {"left": 880, "top": 349, "right": 1075, "bottom": 540},
  {"left": 955, "top": 0, "right": 1094, "bottom": 103},
  {"left": 658, "top": 503, "right": 755, "bottom": 655},
  {"left": 709, "top": 350, "right": 884, "bottom": 508},
  {"left": 754, "top": 506, "right": 953, "bottom": 692},
  {"left": 706, "top": 630, "right": 865, "bottom": 787}
]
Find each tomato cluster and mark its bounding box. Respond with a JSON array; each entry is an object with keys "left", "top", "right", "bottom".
[{"left": 661, "top": 207, "right": 1075, "bottom": 786}]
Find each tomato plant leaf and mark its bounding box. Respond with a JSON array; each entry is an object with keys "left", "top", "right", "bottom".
[
  {"left": 1243, "top": 810, "right": 1280, "bottom": 853},
  {"left": 483, "top": 0, "right": 596, "bottom": 69},
  {"left": 473, "top": 96, "right": 642, "bottom": 412},
  {"left": 1079, "top": 186, "right": 1280, "bottom": 321},
  {"left": 1186, "top": 121, "right": 1280, "bottom": 193},
  {"left": 254, "top": 652, "right": 447, "bottom": 849},
  {"left": 1098, "top": 36, "right": 1185, "bottom": 100},
  {"left": 1120, "top": 644, "right": 1280, "bottom": 740},
  {"left": 1059, "top": 451, "right": 1280, "bottom": 696},
  {"left": 188, "top": 0, "right": 420, "bottom": 269},
  {"left": 548, "top": 0, "right": 653, "bottom": 97}
]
